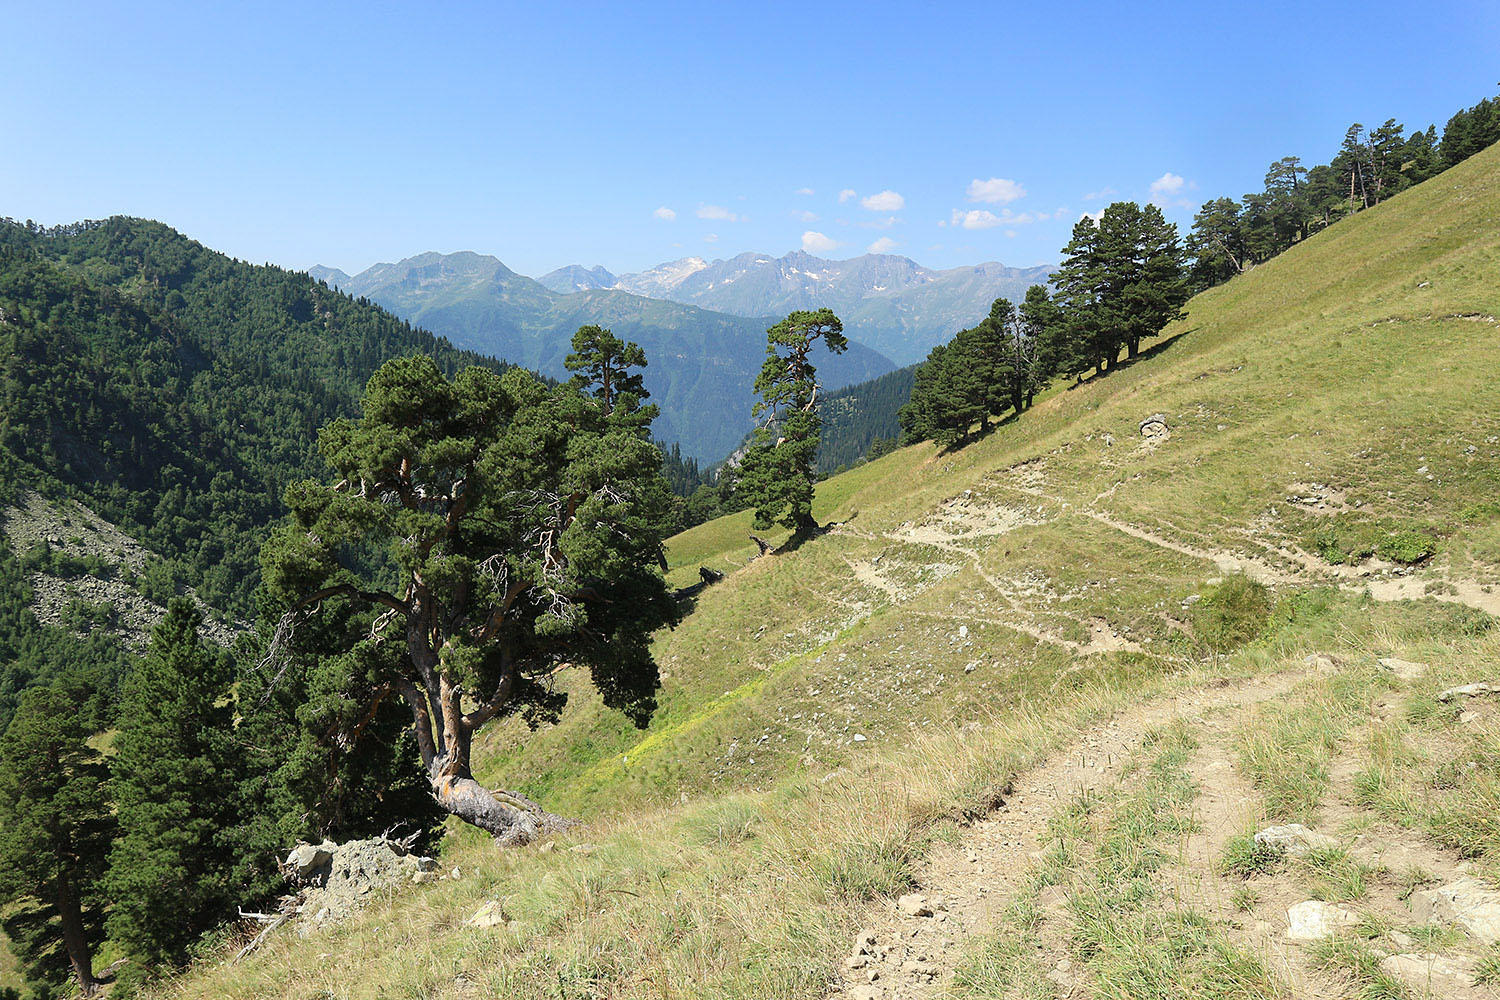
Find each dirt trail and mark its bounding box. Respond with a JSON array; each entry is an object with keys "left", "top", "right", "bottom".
[{"left": 829, "top": 672, "right": 1298, "bottom": 1000}]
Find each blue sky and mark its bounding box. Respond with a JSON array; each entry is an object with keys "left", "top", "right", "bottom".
[{"left": 4, "top": 1, "right": 1496, "bottom": 277}]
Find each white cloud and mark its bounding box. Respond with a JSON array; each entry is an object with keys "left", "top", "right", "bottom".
[
  {"left": 950, "top": 208, "right": 1050, "bottom": 230},
  {"left": 796, "top": 187, "right": 815, "bottom": 196},
  {"left": 704, "top": 233, "right": 719, "bottom": 243},
  {"left": 858, "top": 215, "right": 899, "bottom": 230},
  {"left": 967, "top": 177, "right": 1025, "bottom": 204},
  {"left": 860, "top": 189, "right": 905, "bottom": 212},
  {"left": 791, "top": 209, "right": 819, "bottom": 223},
  {"left": 1079, "top": 209, "right": 1104, "bottom": 224},
  {"left": 953, "top": 209, "right": 1004, "bottom": 230},
  {"left": 838, "top": 188, "right": 857, "bottom": 203},
  {"left": 697, "top": 204, "right": 740, "bottom": 222},
  {"left": 867, "top": 236, "right": 898, "bottom": 254},
  {"left": 802, "top": 231, "right": 839, "bottom": 252},
  {"left": 1149, "top": 172, "right": 1185, "bottom": 196},
  {"left": 654, "top": 206, "right": 677, "bottom": 221},
  {"left": 1083, "top": 186, "right": 1116, "bottom": 201}
]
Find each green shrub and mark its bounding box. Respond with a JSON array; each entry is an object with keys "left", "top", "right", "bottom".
[
  {"left": 1377, "top": 528, "right": 1437, "bottom": 564},
  {"left": 1191, "top": 575, "right": 1272, "bottom": 653},
  {"left": 1306, "top": 521, "right": 1378, "bottom": 565}
]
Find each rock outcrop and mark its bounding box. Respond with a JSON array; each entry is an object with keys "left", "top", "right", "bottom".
[{"left": 282, "top": 837, "right": 440, "bottom": 931}]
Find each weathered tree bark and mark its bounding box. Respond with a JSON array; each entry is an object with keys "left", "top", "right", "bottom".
[
  {"left": 750, "top": 534, "right": 775, "bottom": 557},
  {"left": 400, "top": 673, "right": 572, "bottom": 844},
  {"left": 53, "top": 874, "right": 99, "bottom": 997},
  {"left": 428, "top": 764, "right": 571, "bottom": 845}
]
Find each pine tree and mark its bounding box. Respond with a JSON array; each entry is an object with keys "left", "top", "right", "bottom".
[
  {"left": 1051, "top": 214, "right": 1114, "bottom": 376},
  {"left": 737, "top": 309, "right": 848, "bottom": 539},
  {"left": 564, "top": 324, "right": 651, "bottom": 420},
  {"left": 1117, "top": 203, "right": 1190, "bottom": 359},
  {"left": 1187, "top": 197, "right": 1246, "bottom": 289},
  {"left": 259, "top": 357, "right": 678, "bottom": 839},
  {"left": 0, "top": 683, "right": 116, "bottom": 997},
  {"left": 1022, "top": 285, "right": 1068, "bottom": 394},
  {"left": 106, "top": 598, "right": 239, "bottom": 967}
]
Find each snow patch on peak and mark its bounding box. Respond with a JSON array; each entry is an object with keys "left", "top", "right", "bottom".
[{"left": 613, "top": 256, "right": 709, "bottom": 295}]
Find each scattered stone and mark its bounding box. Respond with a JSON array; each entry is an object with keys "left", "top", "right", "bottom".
[
  {"left": 569, "top": 843, "right": 597, "bottom": 854},
  {"left": 1379, "top": 952, "right": 1476, "bottom": 992},
  {"left": 1411, "top": 878, "right": 1500, "bottom": 942},
  {"left": 1303, "top": 653, "right": 1344, "bottom": 675},
  {"left": 1438, "top": 682, "right": 1500, "bottom": 702},
  {"left": 1286, "top": 899, "right": 1361, "bottom": 940},
  {"left": 1255, "top": 823, "right": 1339, "bottom": 858},
  {"left": 852, "top": 733, "right": 867, "bottom": 743},
  {"left": 849, "top": 986, "right": 882, "bottom": 1000},
  {"left": 1139, "top": 414, "right": 1170, "bottom": 440},
  {"left": 1377, "top": 657, "right": 1428, "bottom": 680},
  {"left": 898, "top": 893, "right": 935, "bottom": 917},
  {"left": 465, "top": 901, "right": 511, "bottom": 928},
  {"left": 901, "top": 959, "right": 938, "bottom": 980},
  {"left": 1387, "top": 930, "right": 1416, "bottom": 950}
]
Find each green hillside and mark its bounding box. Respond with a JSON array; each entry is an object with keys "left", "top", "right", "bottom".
[{"left": 159, "top": 130, "right": 1500, "bottom": 999}]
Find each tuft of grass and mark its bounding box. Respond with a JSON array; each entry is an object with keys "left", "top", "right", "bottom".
[
  {"left": 1235, "top": 672, "right": 1371, "bottom": 822},
  {"left": 1298, "top": 847, "right": 1378, "bottom": 903},
  {"left": 1395, "top": 865, "right": 1433, "bottom": 902},
  {"left": 817, "top": 826, "right": 918, "bottom": 902},
  {"left": 1310, "top": 937, "right": 1410, "bottom": 1000},
  {"left": 1406, "top": 923, "right": 1465, "bottom": 949},
  {"left": 1230, "top": 885, "right": 1260, "bottom": 912},
  {"left": 1475, "top": 945, "right": 1500, "bottom": 986},
  {"left": 1218, "top": 834, "right": 1284, "bottom": 879}
]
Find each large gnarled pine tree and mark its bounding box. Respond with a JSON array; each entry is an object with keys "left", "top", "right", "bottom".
[
  {"left": 737, "top": 308, "right": 847, "bottom": 543},
  {"left": 260, "top": 356, "right": 677, "bottom": 842}
]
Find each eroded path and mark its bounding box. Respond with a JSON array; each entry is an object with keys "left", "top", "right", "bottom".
[
  {"left": 829, "top": 672, "right": 1298, "bottom": 999},
  {"left": 829, "top": 666, "right": 1500, "bottom": 1000}
]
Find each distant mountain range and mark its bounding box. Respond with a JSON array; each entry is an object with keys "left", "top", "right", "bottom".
[
  {"left": 536, "top": 251, "right": 1056, "bottom": 364},
  {"left": 310, "top": 253, "right": 894, "bottom": 461}
]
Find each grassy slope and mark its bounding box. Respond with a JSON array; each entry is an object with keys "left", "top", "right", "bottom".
[
  {"left": 161, "top": 145, "right": 1500, "bottom": 999},
  {"left": 468, "top": 141, "right": 1500, "bottom": 816}
]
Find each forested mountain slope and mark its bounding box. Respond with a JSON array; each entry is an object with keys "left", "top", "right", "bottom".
[
  {"left": 313, "top": 252, "right": 897, "bottom": 460},
  {"left": 166, "top": 140, "right": 1500, "bottom": 1000},
  {"left": 0, "top": 218, "right": 506, "bottom": 718}
]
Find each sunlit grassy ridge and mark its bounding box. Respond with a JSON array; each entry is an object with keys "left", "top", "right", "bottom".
[{"left": 158, "top": 144, "right": 1500, "bottom": 998}]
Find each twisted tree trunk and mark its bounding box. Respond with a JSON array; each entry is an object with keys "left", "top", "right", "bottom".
[{"left": 426, "top": 720, "right": 571, "bottom": 844}]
